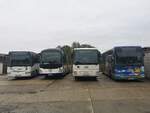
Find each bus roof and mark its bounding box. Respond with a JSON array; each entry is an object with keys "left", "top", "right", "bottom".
[
  {"left": 9, "top": 51, "right": 31, "bottom": 54},
  {"left": 9, "top": 51, "right": 37, "bottom": 56},
  {"left": 102, "top": 46, "right": 142, "bottom": 55},
  {"left": 114, "top": 46, "right": 142, "bottom": 49},
  {"left": 73, "top": 48, "right": 98, "bottom": 50},
  {"left": 41, "top": 48, "right": 62, "bottom": 53},
  {"left": 9, "top": 51, "right": 30, "bottom": 53}
]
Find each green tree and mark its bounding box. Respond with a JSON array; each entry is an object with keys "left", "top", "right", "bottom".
[{"left": 80, "top": 44, "right": 95, "bottom": 48}]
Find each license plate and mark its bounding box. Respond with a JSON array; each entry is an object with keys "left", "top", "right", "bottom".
[
  {"left": 84, "top": 66, "right": 88, "bottom": 69},
  {"left": 16, "top": 74, "right": 21, "bottom": 77},
  {"left": 83, "top": 72, "right": 89, "bottom": 75}
]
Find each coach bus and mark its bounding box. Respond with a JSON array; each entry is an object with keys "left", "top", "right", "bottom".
[
  {"left": 102, "top": 46, "right": 145, "bottom": 80},
  {"left": 39, "top": 48, "right": 71, "bottom": 78},
  {"left": 72, "top": 48, "right": 101, "bottom": 80},
  {"left": 7, "top": 51, "right": 39, "bottom": 78}
]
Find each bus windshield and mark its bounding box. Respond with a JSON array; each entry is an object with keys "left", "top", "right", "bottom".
[
  {"left": 115, "top": 47, "right": 143, "bottom": 65},
  {"left": 10, "top": 53, "right": 31, "bottom": 66},
  {"left": 41, "top": 51, "right": 62, "bottom": 64},
  {"left": 74, "top": 50, "right": 98, "bottom": 65}
]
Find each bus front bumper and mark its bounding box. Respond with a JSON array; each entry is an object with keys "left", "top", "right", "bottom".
[
  {"left": 7, "top": 72, "right": 31, "bottom": 78},
  {"left": 39, "top": 68, "right": 64, "bottom": 77},
  {"left": 114, "top": 74, "right": 145, "bottom": 80},
  {"left": 73, "top": 71, "right": 100, "bottom": 77},
  {"left": 39, "top": 72, "right": 64, "bottom": 76}
]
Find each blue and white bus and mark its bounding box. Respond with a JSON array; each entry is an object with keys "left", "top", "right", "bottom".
[
  {"left": 7, "top": 51, "right": 39, "bottom": 78},
  {"left": 39, "top": 48, "right": 70, "bottom": 78},
  {"left": 102, "top": 46, "right": 145, "bottom": 80}
]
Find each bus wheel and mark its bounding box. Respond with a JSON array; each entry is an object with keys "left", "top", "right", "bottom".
[
  {"left": 36, "top": 70, "right": 39, "bottom": 76},
  {"left": 109, "top": 70, "right": 112, "bottom": 78},
  {"left": 45, "top": 75, "right": 49, "bottom": 79},
  {"left": 93, "top": 77, "right": 97, "bottom": 81},
  {"left": 74, "top": 77, "right": 79, "bottom": 81}
]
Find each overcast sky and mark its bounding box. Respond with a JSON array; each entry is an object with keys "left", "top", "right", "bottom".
[{"left": 0, "top": 0, "right": 150, "bottom": 53}]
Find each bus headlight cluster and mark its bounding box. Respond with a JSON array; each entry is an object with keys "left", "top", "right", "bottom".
[
  {"left": 25, "top": 67, "right": 31, "bottom": 73},
  {"left": 59, "top": 68, "right": 63, "bottom": 73}
]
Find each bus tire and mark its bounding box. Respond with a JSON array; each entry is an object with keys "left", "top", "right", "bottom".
[
  {"left": 90, "top": 77, "right": 97, "bottom": 81},
  {"left": 109, "top": 70, "right": 112, "bottom": 78},
  {"left": 74, "top": 77, "right": 79, "bottom": 81},
  {"left": 94, "top": 77, "right": 97, "bottom": 81},
  {"left": 36, "top": 70, "right": 39, "bottom": 76},
  {"left": 45, "top": 75, "right": 49, "bottom": 79}
]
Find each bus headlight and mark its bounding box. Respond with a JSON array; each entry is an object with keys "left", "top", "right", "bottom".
[
  {"left": 59, "top": 68, "right": 63, "bottom": 72},
  {"left": 39, "top": 68, "right": 44, "bottom": 73},
  {"left": 25, "top": 68, "right": 31, "bottom": 73}
]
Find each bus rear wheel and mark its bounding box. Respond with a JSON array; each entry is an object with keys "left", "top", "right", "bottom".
[{"left": 92, "top": 77, "right": 97, "bottom": 81}]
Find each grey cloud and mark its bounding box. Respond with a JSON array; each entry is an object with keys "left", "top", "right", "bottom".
[{"left": 0, "top": 0, "right": 150, "bottom": 53}]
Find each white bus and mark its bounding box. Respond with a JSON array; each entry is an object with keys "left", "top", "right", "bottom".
[
  {"left": 7, "top": 51, "right": 39, "bottom": 78},
  {"left": 73, "top": 48, "right": 100, "bottom": 80},
  {"left": 39, "top": 48, "right": 71, "bottom": 78}
]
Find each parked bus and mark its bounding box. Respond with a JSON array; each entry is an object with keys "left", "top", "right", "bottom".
[
  {"left": 7, "top": 51, "right": 39, "bottom": 78},
  {"left": 72, "top": 48, "right": 101, "bottom": 80},
  {"left": 102, "top": 46, "right": 145, "bottom": 80},
  {"left": 39, "top": 48, "right": 71, "bottom": 78}
]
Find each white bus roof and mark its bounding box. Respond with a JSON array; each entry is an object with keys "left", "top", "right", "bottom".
[{"left": 73, "top": 48, "right": 98, "bottom": 50}]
